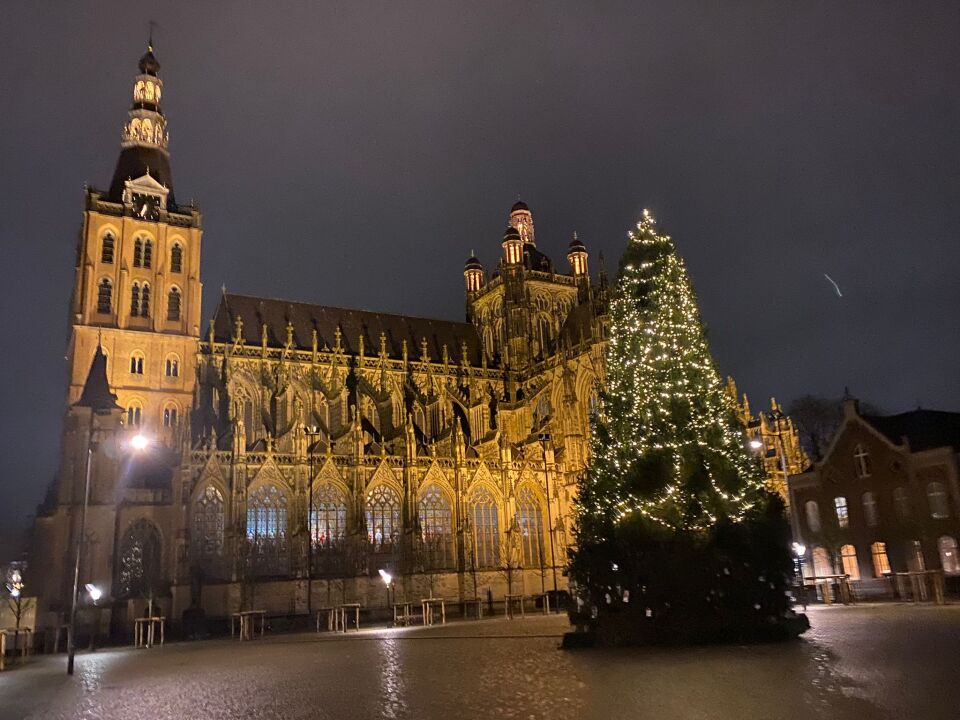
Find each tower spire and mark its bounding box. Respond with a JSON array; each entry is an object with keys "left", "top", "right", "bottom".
[{"left": 107, "top": 43, "right": 175, "bottom": 205}]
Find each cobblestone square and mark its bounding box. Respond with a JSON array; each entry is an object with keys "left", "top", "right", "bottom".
[{"left": 1, "top": 605, "right": 958, "bottom": 720}]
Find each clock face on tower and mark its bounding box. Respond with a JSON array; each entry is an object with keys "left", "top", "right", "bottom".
[{"left": 131, "top": 192, "right": 160, "bottom": 221}]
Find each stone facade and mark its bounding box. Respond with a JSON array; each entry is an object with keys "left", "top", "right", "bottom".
[{"left": 30, "top": 46, "right": 609, "bottom": 631}]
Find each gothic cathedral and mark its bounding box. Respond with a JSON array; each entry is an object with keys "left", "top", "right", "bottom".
[{"left": 31, "top": 45, "right": 802, "bottom": 633}]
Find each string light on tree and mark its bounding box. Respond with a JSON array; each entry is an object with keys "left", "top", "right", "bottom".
[{"left": 577, "top": 208, "right": 766, "bottom": 536}]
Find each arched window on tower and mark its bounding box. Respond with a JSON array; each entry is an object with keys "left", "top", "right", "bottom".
[
  {"left": 143, "top": 240, "right": 153, "bottom": 269},
  {"left": 165, "top": 354, "right": 180, "bottom": 378},
  {"left": 96, "top": 278, "right": 113, "bottom": 314},
  {"left": 116, "top": 519, "right": 162, "bottom": 598},
  {"left": 130, "top": 282, "right": 141, "bottom": 317},
  {"left": 516, "top": 486, "right": 544, "bottom": 568},
  {"left": 471, "top": 487, "right": 500, "bottom": 569},
  {"left": 365, "top": 485, "right": 400, "bottom": 551},
  {"left": 126, "top": 402, "right": 142, "bottom": 427},
  {"left": 140, "top": 283, "right": 150, "bottom": 317},
  {"left": 129, "top": 351, "right": 144, "bottom": 375},
  {"left": 101, "top": 233, "right": 115, "bottom": 264},
  {"left": 133, "top": 238, "right": 143, "bottom": 268},
  {"left": 419, "top": 484, "right": 454, "bottom": 569},
  {"left": 170, "top": 243, "right": 183, "bottom": 273},
  {"left": 167, "top": 287, "right": 181, "bottom": 321},
  {"left": 163, "top": 404, "right": 178, "bottom": 428}
]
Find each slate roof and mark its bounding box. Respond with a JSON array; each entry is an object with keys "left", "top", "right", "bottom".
[
  {"left": 74, "top": 344, "right": 121, "bottom": 412},
  {"left": 862, "top": 409, "right": 960, "bottom": 452},
  {"left": 211, "top": 293, "right": 488, "bottom": 366},
  {"left": 558, "top": 301, "right": 601, "bottom": 348},
  {"left": 108, "top": 145, "right": 176, "bottom": 207}
]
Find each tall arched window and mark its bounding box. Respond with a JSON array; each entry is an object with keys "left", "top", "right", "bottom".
[
  {"left": 412, "top": 404, "right": 426, "bottom": 434},
  {"left": 804, "top": 500, "right": 821, "bottom": 533},
  {"left": 96, "top": 278, "right": 112, "bottom": 314},
  {"left": 192, "top": 485, "right": 225, "bottom": 564},
  {"left": 140, "top": 283, "right": 150, "bottom": 317},
  {"left": 126, "top": 403, "right": 142, "bottom": 427},
  {"left": 811, "top": 546, "right": 833, "bottom": 577},
  {"left": 247, "top": 485, "right": 288, "bottom": 541},
  {"left": 516, "top": 486, "right": 544, "bottom": 568},
  {"left": 117, "top": 519, "right": 162, "bottom": 598},
  {"left": 471, "top": 486, "right": 500, "bottom": 569},
  {"left": 143, "top": 239, "right": 153, "bottom": 268},
  {"left": 133, "top": 238, "right": 143, "bottom": 267},
  {"left": 130, "top": 282, "right": 141, "bottom": 317},
  {"left": 839, "top": 544, "right": 860, "bottom": 580},
  {"left": 938, "top": 536, "right": 960, "bottom": 575},
  {"left": 906, "top": 539, "right": 925, "bottom": 572},
  {"left": 310, "top": 483, "right": 347, "bottom": 549},
  {"left": 419, "top": 484, "right": 453, "bottom": 569},
  {"left": 101, "top": 233, "right": 115, "bottom": 264},
  {"left": 893, "top": 486, "right": 911, "bottom": 521},
  {"left": 163, "top": 405, "right": 178, "bottom": 428},
  {"left": 366, "top": 485, "right": 400, "bottom": 550},
  {"left": 165, "top": 355, "right": 180, "bottom": 378},
  {"left": 360, "top": 396, "right": 380, "bottom": 441},
  {"left": 834, "top": 496, "right": 849, "bottom": 528},
  {"left": 170, "top": 243, "right": 183, "bottom": 273},
  {"left": 862, "top": 492, "right": 879, "bottom": 527},
  {"left": 129, "top": 351, "right": 144, "bottom": 375},
  {"left": 167, "top": 287, "right": 181, "bottom": 321},
  {"left": 871, "top": 541, "right": 891, "bottom": 577},
  {"left": 927, "top": 482, "right": 950, "bottom": 519}
]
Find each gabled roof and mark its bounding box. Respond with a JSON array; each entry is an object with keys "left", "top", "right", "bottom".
[
  {"left": 74, "top": 344, "right": 121, "bottom": 412},
  {"left": 862, "top": 409, "right": 960, "bottom": 452},
  {"left": 211, "top": 293, "right": 487, "bottom": 366}
]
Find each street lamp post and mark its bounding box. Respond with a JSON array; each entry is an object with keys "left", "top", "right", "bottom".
[
  {"left": 68, "top": 431, "right": 150, "bottom": 674},
  {"left": 379, "top": 568, "right": 392, "bottom": 610},
  {"left": 67, "top": 432, "right": 96, "bottom": 675},
  {"left": 305, "top": 427, "right": 321, "bottom": 619},
  {"left": 538, "top": 433, "right": 559, "bottom": 605}
]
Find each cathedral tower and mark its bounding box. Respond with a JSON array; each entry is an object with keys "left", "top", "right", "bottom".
[{"left": 67, "top": 43, "right": 202, "bottom": 444}]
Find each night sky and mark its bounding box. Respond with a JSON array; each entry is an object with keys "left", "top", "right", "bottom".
[{"left": 1, "top": 3, "right": 958, "bottom": 553}]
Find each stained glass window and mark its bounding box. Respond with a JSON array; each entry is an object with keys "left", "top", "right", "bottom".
[
  {"left": 419, "top": 483, "right": 453, "bottom": 568},
  {"left": 366, "top": 485, "right": 400, "bottom": 550},
  {"left": 310, "top": 483, "right": 347, "bottom": 549},
  {"left": 516, "top": 486, "right": 544, "bottom": 567},
  {"left": 247, "top": 484, "right": 287, "bottom": 540},
  {"left": 193, "top": 485, "right": 224, "bottom": 558},
  {"left": 471, "top": 486, "right": 499, "bottom": 568}
]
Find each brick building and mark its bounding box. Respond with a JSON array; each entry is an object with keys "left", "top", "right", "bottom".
[{"left": 788, "top": 398, "right": 960, "bottom": 588}]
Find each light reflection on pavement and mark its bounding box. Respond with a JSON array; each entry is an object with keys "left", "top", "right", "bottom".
[{"left": 1, "top": 605, "right": 957, "bottom": 720}]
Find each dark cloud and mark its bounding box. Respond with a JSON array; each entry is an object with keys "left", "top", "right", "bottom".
[{"left": 1, "top": 1, "right": 958, "bottom": 546}]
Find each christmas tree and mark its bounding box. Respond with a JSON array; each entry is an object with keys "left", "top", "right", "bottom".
[{"left": 568, "top": 210, "right": 803, "bottom": 646}]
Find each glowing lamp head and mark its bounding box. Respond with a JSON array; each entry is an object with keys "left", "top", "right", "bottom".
[
  {"left": 749, "top": 439, "right": 763, "bottom": 450},
  {"left": 130, "top": 434, "right": 149, "bottom": 451},
  {"left": 792, "top": 542, "right": 806, "bottom": 557},
  {"left": 378, "top": 569, "right": 392, "bottom": 586},
  {"left": 85, "top": 584, "right": 103, "bottom": 602},
  {"left": 10, "top": 587, "right": 20, "bottom": 599}
]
